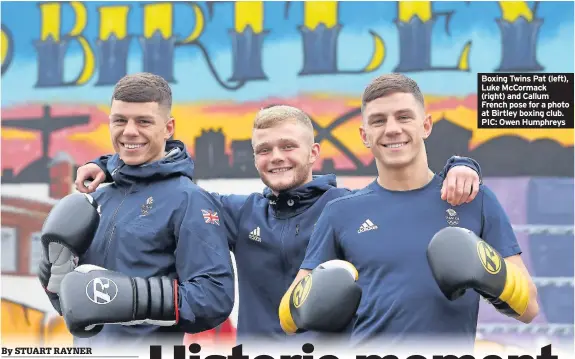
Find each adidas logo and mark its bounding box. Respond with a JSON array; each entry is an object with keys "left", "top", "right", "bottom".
[
  {"left": 358, "top": 219, "right": 378, "bottom": 234},
  {"left": 249, "top": 227, "right": 261, "bottom": 242}
]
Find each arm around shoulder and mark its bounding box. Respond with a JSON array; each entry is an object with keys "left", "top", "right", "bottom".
[
  {"left": 173, "top": 189, "right": 235, "bottom": 333},
  {"left": 440, "top": 156, "right": 482, "bottom": 181},
  {"left": 75, "top": 155, "right": 116, "bottom": 192},
  {"left": 89, "top": 155, "right": 115, "bottom": 183},
  {"left": 439, "top": 156, "right": 483, "bottom": 205}
]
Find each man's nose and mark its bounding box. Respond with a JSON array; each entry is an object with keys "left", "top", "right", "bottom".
[
  {"left": 122, "top": 120, "right": 139, "bottom": 136},
  {"left": 385, "top": 118, "right": 402, "bottom": 135},
  {"left": 270, "top": 147, "right": 284, "bottom": 163}
]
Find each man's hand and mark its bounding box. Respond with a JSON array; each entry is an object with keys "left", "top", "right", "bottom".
[
  {"left": 441, "top": 165, "right": 480, "bottom": 206},
  {"left": 75, "top": 163, "right": 106, "bottom": 193}
]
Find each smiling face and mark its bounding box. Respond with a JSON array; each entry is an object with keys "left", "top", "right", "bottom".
[
  {"left": 251, "top": 106, "right": 319, "bottom": 194},
  {"left": 253, "top": 120, "right": 319, "bottom": 194},
  {"left": 109, "top": 100, "right": 174, "bottom": 166},
  {"left": 108, "top": 73, "right": 174, "bottom": 166},
  {"left": 360, "top": 74, "right": 432, "bottom": 172}
]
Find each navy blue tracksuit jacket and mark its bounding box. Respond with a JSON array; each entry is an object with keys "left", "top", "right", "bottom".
[
  {"left": 90, "top": 153, "right": 481, "bottom": 342},
  {"left": 56, "top": 141, "right": 235, "bottom": 347},
  {"left": 214, "top": 175, "right": 351, "bottom": 342}
]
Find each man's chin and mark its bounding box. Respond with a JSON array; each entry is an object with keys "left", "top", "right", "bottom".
[
  {"left": 263, "top": 177, "right": 297, "bottom": 193},
  {"left": 379, "top": 159, "right": 413, "bottom": 169},
  {"left": 270, "top": 182, "right": 294, "bottom": 193}
]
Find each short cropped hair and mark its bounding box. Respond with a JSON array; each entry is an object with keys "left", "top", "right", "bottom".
[
  {"left": 361, "top": 73, "right": 425, "bottom": 111},
  {"left": 253, "top": 105, "right": 314, "bottom": 132},
  {"left": 112, "top": 72, "right": 172, "bottom": 111}
]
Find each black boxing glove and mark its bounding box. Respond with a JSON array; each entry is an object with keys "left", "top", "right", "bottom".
[
  {"left": 38, "top": 193, "right": 100, "bottom": 314},
  {"left": 59, "top": 265, "right": 178, "bottom": 338}
]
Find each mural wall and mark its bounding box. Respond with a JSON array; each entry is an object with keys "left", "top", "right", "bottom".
[{"left": 1, "top": 0, "right": 573, "bottom": 354}]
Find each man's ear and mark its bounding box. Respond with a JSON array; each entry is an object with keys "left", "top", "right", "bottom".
[
  {"left": 165, "top": 117, "right": 175, "bottom": 139},
  {"left": 309, "top": 143, "right": 321, "bottom": 164},
  {"left": 422, "top": 114, "right": 433, "bottom": 139},
  {"left": 359, "top": 126, "right": 370, "bottom": 148}
]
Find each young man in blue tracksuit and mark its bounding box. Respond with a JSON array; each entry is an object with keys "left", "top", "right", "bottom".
[
  {"left": 287, "top": 74, "right": 538, "bottom": 351},
  {"left": 75, "top": 105, "right": 483, "bottom": 343},
  {"left": 39, "top": 73, "right": 234, "bottom": 348}
]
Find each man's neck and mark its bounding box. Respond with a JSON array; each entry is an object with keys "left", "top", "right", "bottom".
[{"left": 376, "top": 156, "right": 434, "bottom": 191}]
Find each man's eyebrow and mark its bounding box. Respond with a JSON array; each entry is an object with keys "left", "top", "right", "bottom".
[
  {"left": 395, "top": 108, "right": 415, "bottom": 115},
  {"left": 254, "top": 138, "right": 297, "bottom": 149},
  {"left": 110, "top": 114, "right": 155, "bottom": 120},
  {"left": 367, "top": 113, "right": 386, "bottom": 121},
  {"left": 368, "top": 108, "right": 414, "bottom": 118},
  {"left": 254, "top": 142, "right": 270, "bottom": 150}
]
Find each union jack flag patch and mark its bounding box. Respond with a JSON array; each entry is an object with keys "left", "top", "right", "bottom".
[{"left": 202, "top": 209, "right": 220, "bottom": 225}]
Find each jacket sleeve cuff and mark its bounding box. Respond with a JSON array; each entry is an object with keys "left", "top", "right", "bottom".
[
  {"left": 442, "top": 156, "right": 483, "bottom": 184},
  {"left": 87, "top": 157, "right": 114, "bottom": 183}
]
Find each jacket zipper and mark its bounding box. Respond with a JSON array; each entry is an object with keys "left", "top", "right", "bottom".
[
  {"left": 280, "top": 218, "right": 291, "bottom": 289},
  {"left": 102, "top": 185, "right": 131, "bottom": 266}
]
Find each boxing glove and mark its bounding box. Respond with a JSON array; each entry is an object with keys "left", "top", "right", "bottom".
[
  {"left": 38, "top": 193, "right": 100, "bottom": 311},
  {"left": 38, "top": 251, "right": 63, "bottom": 314},
  {"left": 59, "top": 265, "right": 178, "bottom": 338},
  {"left": 279, "top": 260, "right": 361, "bottom": 334},
  {"left": 427, "top": 226, "right": 530, "bottom": 318}
]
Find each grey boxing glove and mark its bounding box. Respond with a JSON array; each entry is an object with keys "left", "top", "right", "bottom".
[
  {"left": 279, "top": 260, "right": 362, "bottom": 334},
  {"left": 38, "top": 193, "right": 100, "bottom": 313}
]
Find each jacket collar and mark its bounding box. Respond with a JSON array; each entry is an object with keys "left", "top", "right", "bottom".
[
  {"left": 263, "top": 174, "right": 337, "bottom": 219},
  {"left": 106, "top": 140, "right": 194, "bottom": 190}
]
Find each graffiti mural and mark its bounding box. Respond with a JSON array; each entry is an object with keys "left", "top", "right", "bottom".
[
  {"left": 1, "top": 0, "right": 573, "bottom": 353},
  {"left": 1, "top": 285, "right": 73, "bottom": 347}
]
